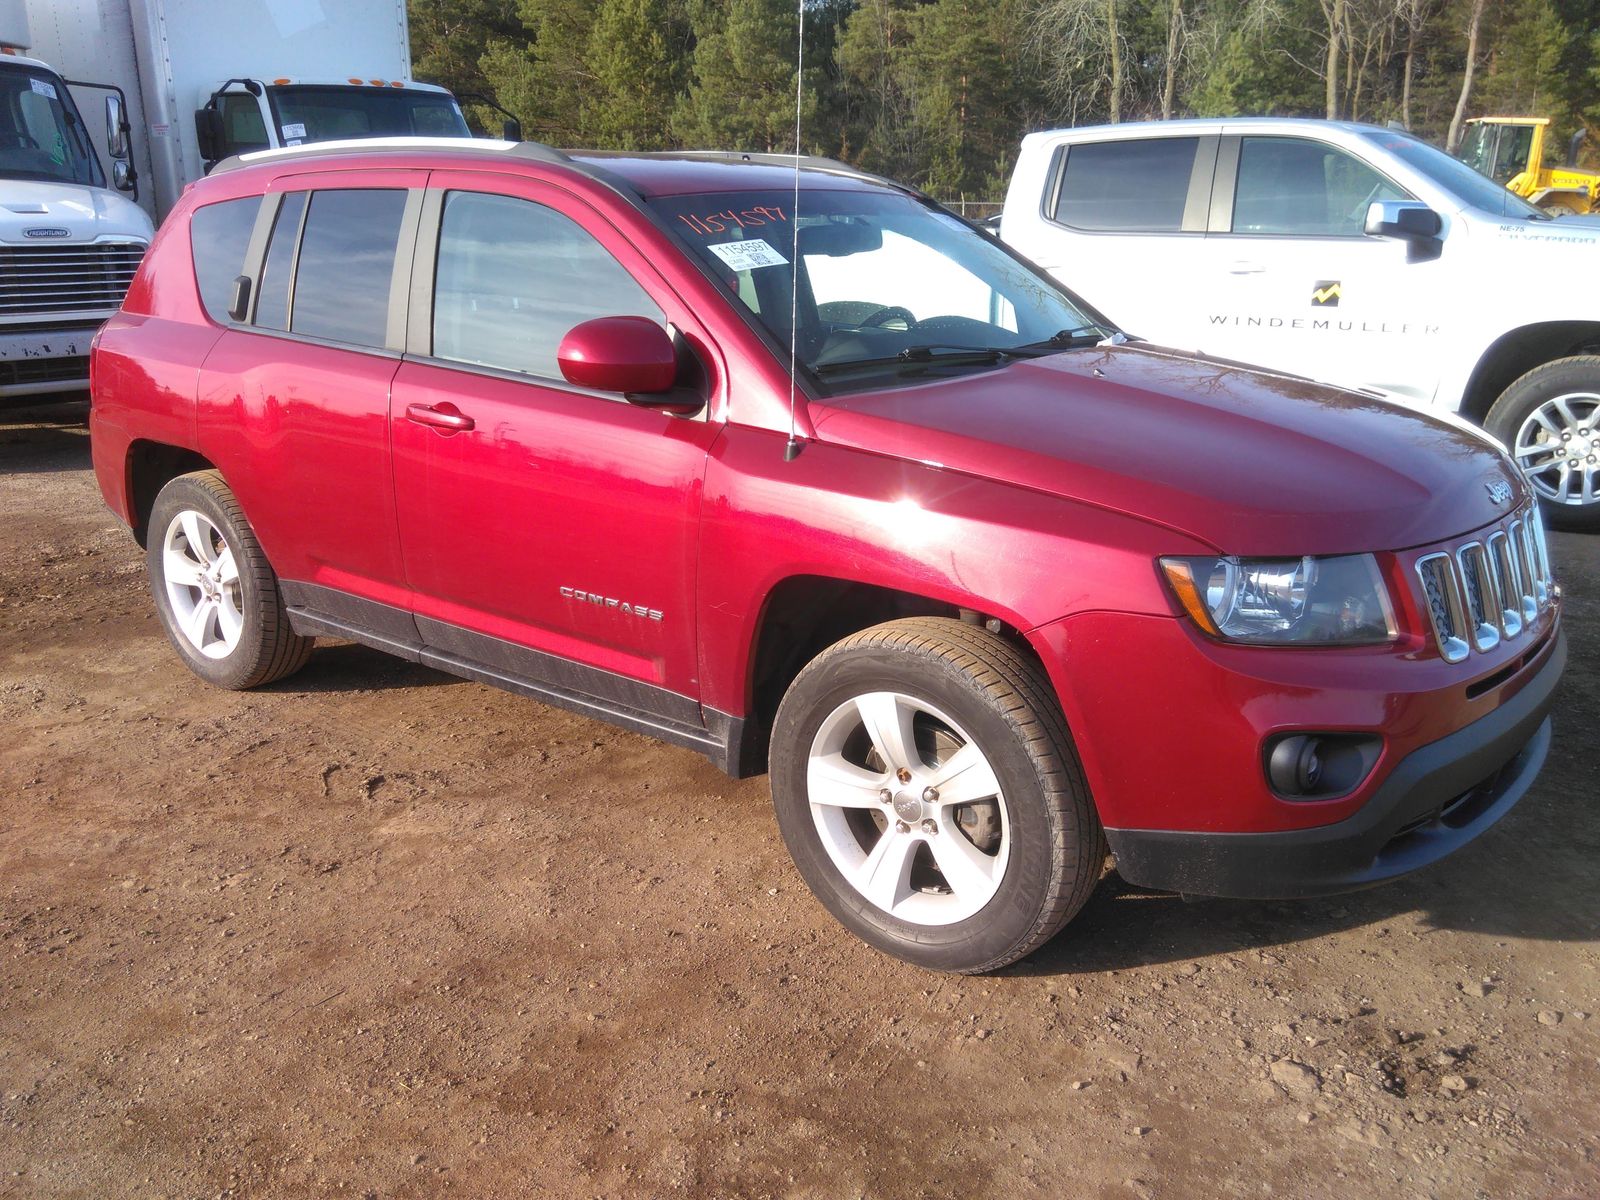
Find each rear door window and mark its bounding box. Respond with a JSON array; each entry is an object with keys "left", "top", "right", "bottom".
[
  {"left": 1052, "top": 138, "right": 1199, "bottom": 232},
  {"left": 189, "top": 196, "right": 260, "bottom": 323},
  {"left": 430, "top": 190, "right": 663, "bottom": 380},
  {"left": 288, "top": 189, "right": 408, "bottom": 347}
]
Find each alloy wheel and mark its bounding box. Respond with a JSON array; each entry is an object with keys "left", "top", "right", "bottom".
[
  {"left": 806, "top": 690, "right": 1010, "bottom": 926},
  {"left": 1514, "top": 391, "right": 1600, "bottom": 507},
  {"left": 161, "top": 509, "right": 244, "bottom": 659}
]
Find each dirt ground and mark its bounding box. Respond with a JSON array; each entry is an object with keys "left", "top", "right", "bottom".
[{"left": 1, "top": 400, "right": 1597, "bottom": 1200}]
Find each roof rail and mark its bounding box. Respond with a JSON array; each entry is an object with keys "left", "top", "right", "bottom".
[
  {"left": 651, "top": 150, "right": 918, "bottom": 195},
  {"left": 209, "top": 136, "right": 571, "bottom": 176}
]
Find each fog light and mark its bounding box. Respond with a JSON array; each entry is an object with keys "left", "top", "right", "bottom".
[
  {"left": 1264, "top": 733, "right": 1383, "bottom": 800},
  {"left": 1269, "top": 735, "right": 1324, "bottom": 795}
]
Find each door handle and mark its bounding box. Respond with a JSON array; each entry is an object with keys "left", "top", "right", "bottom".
[
  {"left": 405, "top": 402, "right": 475, "bottom": 433},
  {"left": 1228, "top": 260, "right": 1266, "bottom": 274}
]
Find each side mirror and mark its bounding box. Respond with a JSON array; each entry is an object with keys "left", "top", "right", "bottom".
[
  {"left": 112, "top": 160, "right": 134, "bottom": 192},
  {"left": 502, "top": 117, "right": 523, "bottom": 142},
  {"left": 195, "top": 107, "right": 224, "bottom": 162},
  {"left": 558, "top": 316, "right": 689, "bottom": 404},
  {"left": 105, "top": 94, "right": 129, "bottom": 160},
  {"left": 1364, "top": 201, "right": 1442, "bottom": 242}
]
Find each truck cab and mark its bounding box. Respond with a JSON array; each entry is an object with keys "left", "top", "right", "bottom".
[
  {"left": 0, "top": 48, "right": 152, "bottom": 401},
  {"left": 1456, "top": 116, "right": 1599, "bottom": 216},
  {"left": 193, "top": 77, "right": 470, "bottom": 171}
]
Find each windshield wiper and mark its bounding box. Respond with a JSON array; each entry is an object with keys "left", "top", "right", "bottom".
[
  {"left": 813, "top": 344, "right": 1015, "bottom": 375},
  {"left": 1013, "top": 325, "right": 1123, "bottom": 352}
]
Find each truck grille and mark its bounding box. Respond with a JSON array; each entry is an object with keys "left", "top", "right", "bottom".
[
  {"left": 0, "top": 242, "right": 146, "bottom": 317},
  {"left": 1414, "top": 505, "right": 1553, "bottom": 664}
]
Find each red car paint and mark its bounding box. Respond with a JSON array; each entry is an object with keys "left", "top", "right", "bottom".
[{"left": 89, "top": 143, "right": 1561, "bottom": 866}]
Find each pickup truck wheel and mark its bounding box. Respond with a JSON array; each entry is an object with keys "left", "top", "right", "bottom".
[
  {"left": 147, "top": 471, "right": 313, "bottom": 689},
  {"left": 1487, "top": 356, "right": 1600, "bottom": 530},
  {"left": 769, "top": 617, "right": 1103, "bottom": 974}
]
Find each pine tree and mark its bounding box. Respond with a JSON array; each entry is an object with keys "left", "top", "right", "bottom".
[
  {"left": 587, "top": 0, "right": 686, "bottom": 148},
  {"left": 676, "top": 0, "right": 815, "bottom": 151}
]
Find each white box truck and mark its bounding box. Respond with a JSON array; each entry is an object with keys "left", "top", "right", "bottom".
[
  {"left": 22, "top": 0, "right": 481, "bottom": 222},
  {"left": 1, "top": 0, "right": 153, "bottom": 401}
]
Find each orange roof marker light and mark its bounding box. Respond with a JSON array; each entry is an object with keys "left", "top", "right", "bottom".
[
  {"left": 273, "top": 77, "right": 291, "bottom": 85},
  {"left": 369, "top": 79, "right": 383, "bottom": 86},
  {"left": 347, "top": 77, "right": 362, "bottom": 84},
  {"left": 389, "top": 81, "right": 404, "bottom": 87}
]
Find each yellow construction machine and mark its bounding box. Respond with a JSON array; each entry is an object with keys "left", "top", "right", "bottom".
[{"left": 1456, "top": 116, "right": 1599, "bottom": 215}]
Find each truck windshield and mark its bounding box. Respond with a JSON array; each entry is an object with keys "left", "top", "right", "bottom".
[
  {"left": 1359, "top": 129, "right": 1544, "bottom": 219},
  {"left": 0, "top": 62, "right": 104, "bottom": 187},
  {"left": 649, "top": 188, "right": 1111, "bottom": 392},
  {"left": 267, "top": 85, "right": 470, "bottom": 142}
]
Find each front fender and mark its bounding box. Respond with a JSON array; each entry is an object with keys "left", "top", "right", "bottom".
[{"left": 696, "top": 425, "right": 1204, "bottom": 717}]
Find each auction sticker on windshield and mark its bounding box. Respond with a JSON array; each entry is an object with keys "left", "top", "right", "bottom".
[
  {"left": 707, "top": 239, "right": 789, "bottom": 271},
  {"left": 29, "top": 78, "right": 57, "bottom": 100}
]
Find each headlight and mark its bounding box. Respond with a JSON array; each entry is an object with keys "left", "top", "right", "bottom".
[{"left": 1159, "top": 553, "right": 1397, "bottom": 645}]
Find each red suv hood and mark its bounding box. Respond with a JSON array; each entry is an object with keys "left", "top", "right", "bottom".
[{"left": 809, "top": 345, "right": 1524, "bottom": 556}]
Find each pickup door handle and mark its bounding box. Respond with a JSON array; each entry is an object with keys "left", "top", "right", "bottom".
[
  {"left": 405, "top": 402, "right": 475, "bottom": 433},
  {"left": 1228, "top": 260, "right": 1266, "bottom": 274}
]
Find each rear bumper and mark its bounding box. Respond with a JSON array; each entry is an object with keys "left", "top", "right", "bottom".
[{"left": 1104, "top": 629, "right": 1565, "bottom": 899}]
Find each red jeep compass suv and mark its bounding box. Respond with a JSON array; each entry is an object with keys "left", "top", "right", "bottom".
[{"left": 90, "top": 139, "right": 1564, "bottom": 973}]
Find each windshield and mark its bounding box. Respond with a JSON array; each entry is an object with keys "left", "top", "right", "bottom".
[
  {"left": 1358, "top": 129, "right": 1544, "bottom": 220},
  {"left": 0, "top": 63, "right": 104, "bottom": 187},
  {"left": 267, "top": 85, "right": 470, "bottom": 143},
  {"left": 650, "top": 188, "right": 1110, "bottom": 392}
]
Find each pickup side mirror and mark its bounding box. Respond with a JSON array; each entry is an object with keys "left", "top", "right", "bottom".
[
  {"left": 195, "top": 107, "right": 224, "bottom": 163},
  {"left": 1364, "top": 201, "right": 1442, "bottom": 242},
  {"left": 502, "top": 117, "right": 523, "bottom": 142},
  {"left": 104, "top": 94, "right": 129, "bottom": 160}
]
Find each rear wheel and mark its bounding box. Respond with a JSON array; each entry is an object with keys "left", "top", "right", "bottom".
[
  {"left": 769, "top": 617, "right": 1103, "bottom": 973},
  {"left": 147, "top": 471, "right": 313, "bottom": 689},
  {"left": 1487, "top": 355, "right": 1600, "bottom": 532}
]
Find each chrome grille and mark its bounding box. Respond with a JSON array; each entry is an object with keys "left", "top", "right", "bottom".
[
  {"left": 1416, "top": 553, "right": 1469, "bottom": 663},
  {"left": 1415, "top": 504, "right": 1553, "bottom": 664},
  {"left": 1455, "top": 543, "right": 1500, "bottom": 652},
  {"left": 0, "top": 242, "right": 146, "bottom": 317},
  {"left": 1486, "top": 532, "right": 1522, "bottom": 638}
]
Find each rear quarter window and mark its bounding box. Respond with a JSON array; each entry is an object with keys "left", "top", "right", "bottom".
[
  {"left": 1051, "top": 137, "right": 1199, "bottom": 233},
  {"left": 188, "top": 196, "right": 260, "bottom": 324}
]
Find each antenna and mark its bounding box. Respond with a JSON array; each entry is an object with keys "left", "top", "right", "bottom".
[{"left": 783, "top": 0, "right": 805, "bottom": 462}]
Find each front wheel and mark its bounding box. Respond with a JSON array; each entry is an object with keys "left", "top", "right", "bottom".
[
  {"left": 769, "top": 618, "right": 1103, "bottom": 973},
  {"left": 1486, "top": 355, "right": 1600, "bottom": 532}
]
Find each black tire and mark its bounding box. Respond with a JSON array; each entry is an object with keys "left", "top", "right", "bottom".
[
  {"left": 769, "top": 617, "right": 1104, "bottom": 974},
  {"left": 1485, "top": 355, "right": 1600, "bottom": 532},
  {"left": 146, "top": 470, "right": 313, "bottom": 689}
]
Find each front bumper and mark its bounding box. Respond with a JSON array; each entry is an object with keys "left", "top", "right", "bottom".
[
  {"left": 1104, "top": 628, "right": 1565, "bottom": 899},
  {"left": 1, "top": 325, "right": 98, "bottom": 398}
]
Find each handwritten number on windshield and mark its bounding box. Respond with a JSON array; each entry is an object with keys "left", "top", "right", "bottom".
[{"left": 677, "top": 207, "right": 789, "bottom": 237}]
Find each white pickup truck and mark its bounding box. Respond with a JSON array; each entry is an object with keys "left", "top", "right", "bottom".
[{"left": 999, "top": 118, "right": 1600, "bottom": 529}]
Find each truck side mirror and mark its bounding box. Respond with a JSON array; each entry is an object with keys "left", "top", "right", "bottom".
[
  {"left": 502, "top": 117, "right": 523, "bottom": 142},
  {"left": 1364, "top": 201, "right": 1441, "bottom": 242},
  {"left": 105, "top": 94, "right": 129, "bottom": 160},
  {"left": 195, "top": 107, "right": 224, "bottom": 162},
  {"left": 112, "top": 160, "right": 134, "bottom": 192}
]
